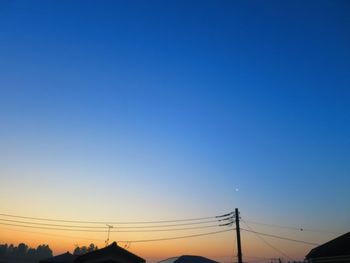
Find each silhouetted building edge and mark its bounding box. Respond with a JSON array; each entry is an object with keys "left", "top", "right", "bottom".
[
  {"left": 40, "top": 243, "right": 145, "bottom": 263},
  {"left": 305, "top": 232, "right": 350, "bottom": 263},
  {"left": 75, "top": 242, "right": 144, "bottom": 263},
  {"left": 158, "top": 255, "right": 219, "bottom": 263}
]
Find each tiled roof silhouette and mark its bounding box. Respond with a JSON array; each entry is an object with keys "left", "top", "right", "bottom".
[
  {"left": 305, "top": 232, "right": 350, "bottom": 259},
  {"left": 159, "top": 255, "right": 219, "bottom": 263},
  {"left": 75, "top": 242, "right": 145, "bottom": 263}
]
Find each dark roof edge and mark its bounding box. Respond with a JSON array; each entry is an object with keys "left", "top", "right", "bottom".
[
  {"left": 75, "top": 242, "right": 145, "bottom": 262},
  {"left": 305, "top": 232, "right": 350, "bottom": 259}
]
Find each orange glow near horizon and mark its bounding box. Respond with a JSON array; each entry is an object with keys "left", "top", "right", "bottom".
[{"left": 0, "top": 227, "right": 311, "bottom": 262}]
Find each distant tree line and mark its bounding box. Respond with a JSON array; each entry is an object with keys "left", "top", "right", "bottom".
[
  {"left": 0, "top": 243, "right": 52, "bottom": 263},
  {"left": 73, "top": 244, "right": 98, "bottom": 255},
  {"left": 0, "top": 242, "right": 98, "bottom": 263}
]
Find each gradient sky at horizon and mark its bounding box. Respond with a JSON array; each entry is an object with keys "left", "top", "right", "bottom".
[{"left": 1, "top": 1, "right": 350, "bottom": 262}]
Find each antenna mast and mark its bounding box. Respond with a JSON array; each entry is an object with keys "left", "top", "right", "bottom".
[{"left": 105, "top": 224, "right": 113, "bottom": 246}]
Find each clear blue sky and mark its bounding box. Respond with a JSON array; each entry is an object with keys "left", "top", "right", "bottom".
[{"left": 0, "top": 0, "right": 349, "bottom": 260}]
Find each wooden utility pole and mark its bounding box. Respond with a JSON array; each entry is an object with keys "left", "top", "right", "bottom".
[{"left": 235, "top": 208, "right": 243, "bottom": 263}]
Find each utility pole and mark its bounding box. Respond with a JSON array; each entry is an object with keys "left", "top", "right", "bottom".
[{"left": 235, "top": 208, "right": 243, "bottom": 263}]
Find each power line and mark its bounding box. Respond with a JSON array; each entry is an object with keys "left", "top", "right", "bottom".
[
  {"left": 241, "top": 228, "right": 320, "bottom": 246},
  {"left": 116, "top": 228, "right": 235, "bottom": 243},
  {"left": 113, "top": 224, "right": 228, "bottom": 232},
  {"left": 0, "top": 211, "right": 234, "bottom": 248},
  {"left": 0, "top": 227, "right": 105, "bottom": 242},
  {"left": 0, "top": 218, "right": 107, "bottom": 229},
  {"left": 0, "top": 217, "right": 229, "bottom": 229},
  {"left": 100, "top": 219, "right": 228, "bottom": 228},
  {"left": 0, "top": 212, "right": 233, "bottom": 225},
  {"left": 0, "top": 226, "right": 234, "bottom": 243},
  {"left": 244, "top": 219, "right": 341, "bottom": 235},
  {"left": 0, "top": 222, "right": 108, "bottom": 232},
  {"left": 242, "top": 220, "right": 294, "bottom": 261},
  {"left": 244, "top": 220, "right": 302, "bottom": 231},
  {"left": 0, "top": 221, "right": 231, "bottom": 233}
]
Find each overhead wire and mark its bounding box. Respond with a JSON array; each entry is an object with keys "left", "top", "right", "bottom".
[
  {"left": 116, "top": 228, "right": 235, "bottom": 243},
  {"left": 0, "top": 227, "right": 105, "bottom": 242},
  {"left": 0, "top": 212, "right": 233, "bottom": 225},
  {"left": 1, "top": 210, "right": 324, "bottom": 262},
  {"left": 115, "top": 224, "right": 228, "bottom": 232},
  {"left": 0, "top": 221, "right": 233, "bottom": 233},
  {"left": 0, "top": 211, "right": 235, "bottom": 248},
  {"left": 244, "top": 219, "right": 342, "bottom": 235},
  {"left": 0, "top": 212, "right": 234, "bottom": 235},
  {"left": 0, "top": 218, "right": 230, "bottom": 229},
  {"left": 114, "top": 224, "right": 227, "bottom": 232},
  {"left": 240, "top": 228, "right": 320, "bottom": 246},
  {"left": 241, "top": 220, "right": 294, "bottom": 261},
  {"left": 0, "top": 218, "right": 107, "bottom": 229},
  {"left": 0, "top": 222, "right": 108, "bottom": 232}
]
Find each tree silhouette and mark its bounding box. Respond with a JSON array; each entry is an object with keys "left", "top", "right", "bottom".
[
  {"left": 17, "top": 243, "right": 28, "bottom": 257},
  {"left": 0, "top": 243, "right": 52, "bottom": 263},
  {"left": 73, "top": 244, "right": 98, "bottom": 256},
  {"left": 36, "top": 244, "right": 52, "bottom": 259}
]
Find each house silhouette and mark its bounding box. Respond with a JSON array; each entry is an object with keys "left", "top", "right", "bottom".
[
  {"left": 40, "top": 242, "right": 145, "bottom": 263},
  {"left": 158, "top": 255, "right": 218, "bottom": 263},
  {"left": 305, "top": 232, "right": 350, "bottom": 262}
]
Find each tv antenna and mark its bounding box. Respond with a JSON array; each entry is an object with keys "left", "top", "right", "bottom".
[{"left": 105, "top": 224, "right": 114, "bottom": 247}]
